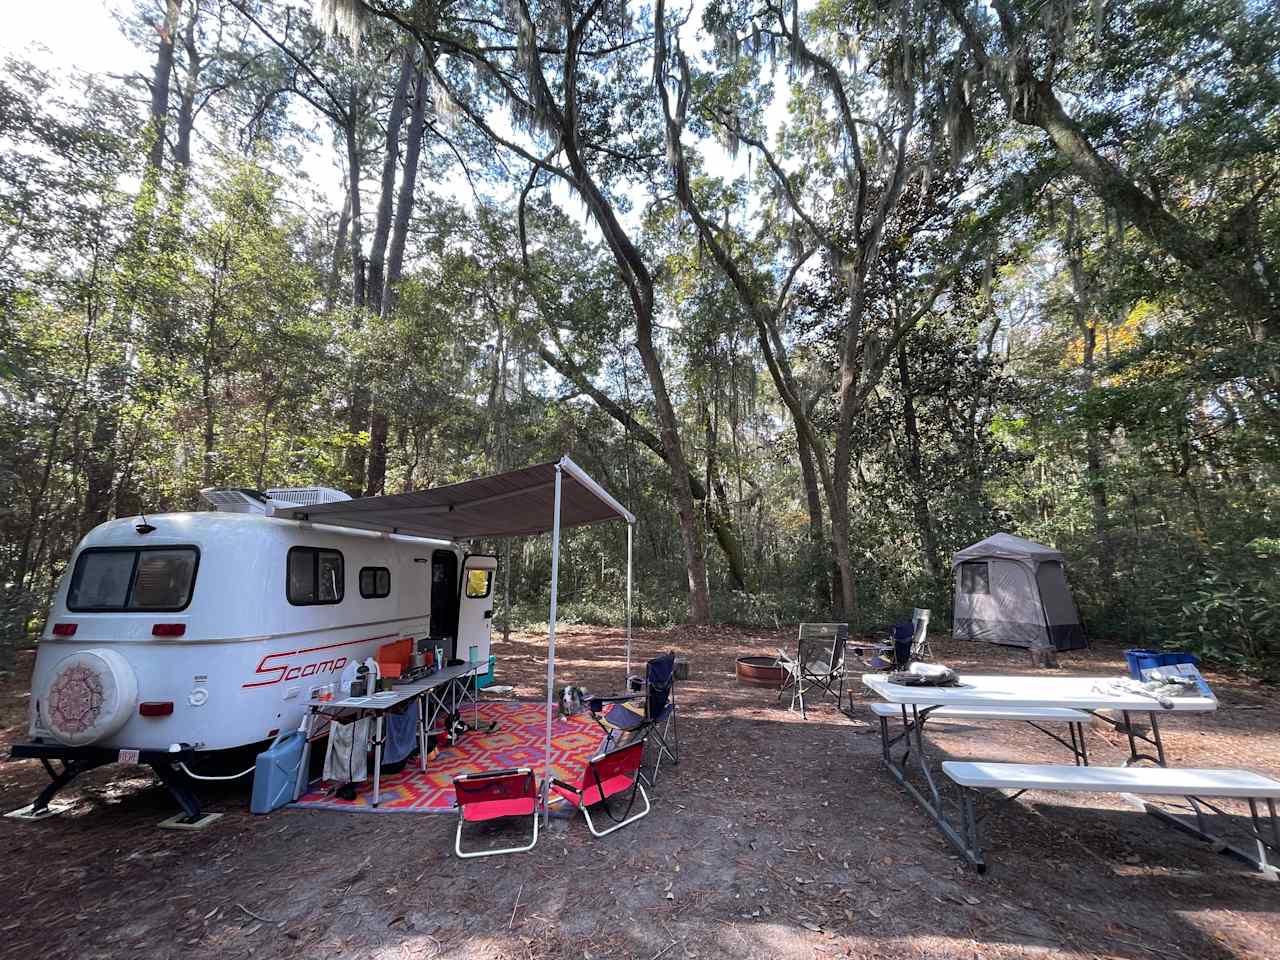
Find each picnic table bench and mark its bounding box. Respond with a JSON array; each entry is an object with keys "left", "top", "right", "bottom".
[
  {"left": 943, "top": 761, "right": 1280, "bottom": 879},
  {"left": 867, "top": 702, "right": 1091, "bottom": 765}
]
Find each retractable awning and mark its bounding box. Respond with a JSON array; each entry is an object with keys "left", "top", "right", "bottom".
[
  {"left": 291, "top": 455, "right": 635, "bottom": 827},
  {"left": 282, "top": 456, "right": 635, "bottom": 539}
]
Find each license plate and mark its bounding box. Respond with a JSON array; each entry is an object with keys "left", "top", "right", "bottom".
[{"left": 117, "top": 749, "right": 140, "bottom": 765}]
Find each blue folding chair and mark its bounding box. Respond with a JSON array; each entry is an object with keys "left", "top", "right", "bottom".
[
  {"left": 603, "top": 652, "right": 679, "bottom": 786},
  {"left": 879, "top": 608, "right": 932, "bottom": 668}
]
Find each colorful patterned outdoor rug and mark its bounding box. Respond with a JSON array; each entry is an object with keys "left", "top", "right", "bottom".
[{"left": 291, "top": 700, "right": 606, "bottom": 814}]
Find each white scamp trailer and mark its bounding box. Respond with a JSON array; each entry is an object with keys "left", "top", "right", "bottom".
[{"left": 12, "top": 484, "right": 498, "bottom": 821}]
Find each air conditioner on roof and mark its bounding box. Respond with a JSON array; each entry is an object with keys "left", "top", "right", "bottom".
[
  {"left": 264, "top": 486, "right": 352, "bottom": 508},
  {"left": 198, "top": 488, "right": 272, "bottom": 514},
  {"left": 199, "top": 486, "right": 352, "bottom": 514}
]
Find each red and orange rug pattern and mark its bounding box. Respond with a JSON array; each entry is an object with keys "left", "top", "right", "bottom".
[{"left": 291, "top": 700, "right": 606, "bottom": 813}]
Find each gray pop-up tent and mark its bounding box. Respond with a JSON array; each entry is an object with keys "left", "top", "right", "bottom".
[{"left": 951, "top": 533, "right": 1086, "bottom": 651}]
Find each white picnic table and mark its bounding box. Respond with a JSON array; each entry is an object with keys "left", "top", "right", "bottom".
[
  {"left": 860, "top": 671, "right": 1219, "bottom": 869},
  {"left": 863, "top": 672, "right": 1217, "bottom": 713}
]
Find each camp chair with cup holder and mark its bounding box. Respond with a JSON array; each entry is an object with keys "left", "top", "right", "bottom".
[
  {"left": 452, "top": 767, "right": 540, "bottom": 858},
  {"left": 874, "top": 608, "right": 932, "bottom": 670},
  {"left": 777, "top": 623, "right": 848, "bottom": 719},
  {"left": 602, "top": 652, "right": 680, "bottom": 786},
  {"left": 550, "top": 738, "right": 651, "bottom": 837}
]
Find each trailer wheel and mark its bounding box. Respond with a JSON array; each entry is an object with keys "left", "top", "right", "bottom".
[{"left": 39, "top": 649, "right": 139, "bottom": 747}]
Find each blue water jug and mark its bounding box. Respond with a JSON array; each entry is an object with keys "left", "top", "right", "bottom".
[{"left": 250, "top": 730, "right": 306, "bottom": 814}]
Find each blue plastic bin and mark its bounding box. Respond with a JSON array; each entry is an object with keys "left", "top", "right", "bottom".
[
  {"left": 250, "top": 730, "right": 306, "bottom": 814},
  {"left": 1124, "top": 649, "right": 1200, "bottom": 681}
]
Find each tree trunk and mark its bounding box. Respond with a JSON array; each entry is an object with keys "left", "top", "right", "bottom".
[
  {"left": 897, "top": 343, "right": 945, "bottom": 592},
  {"left": 326, "top": 189, "right": 351, "bottom": 312},
  {"left": 147, "top": 0, "right": 182, "bottom": 173},
  {"left": 365, "top": 46, "right": 413, "bottom": 319},
  {"left": 174, "top": 5, "right": 199, "bottom": 170},
  {"left": 383, "top": 62, "right": 427, "bottom": 316},
  {"left": 365, "top": 410, "right": 388, "bottom": 496},
  {"left": 200, "top": 234, "right": 231, "bottom": 487},
  {"left": 830, "top": 275, "right": 872, "bottom": 623},
  {"left": 795, "top": 420, "right": 830, "bottom": 606},
  {"left": 633, "top": 310, "right": 711, "bottom": 623},
  {"left": 828, "top": 497, "right": 856, "bottom": 624},
  {"left": 361, "top": 50, "right": 414, "bottom": 497},
  {"left": 81, "top": 412, "right": 117, "bottom": 534},
  {"left": 1066, "top": 223, "right": 1112, "bottom": 582},
  {"left": 704, "top": 408, "right": 748, "bottom": 590},
  {"left": 201, "top": 354, "right": 215, "bottom": 487},
  {"left": 342, "top": 88, "right": 369, "bottom": 495}
]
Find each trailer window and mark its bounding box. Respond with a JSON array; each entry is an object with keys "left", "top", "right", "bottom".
[
  {"left": 67, "top": 547, "right": 199, "bottom": 612},
  {"left": 288, "top": 547, "right": 344, "bottom": 605},
  {"left": 359, "top": 567, "right": 391, "bottom": 599},
  {"left": 960, "top": 561, "right": 990, "bottom": 595},
  {"left": 465, "top": 567, "right": 493, "bottom": 599}
]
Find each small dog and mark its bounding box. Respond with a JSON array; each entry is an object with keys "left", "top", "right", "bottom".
[{"left": 558, "top": 684, "right": 587, "bottom": 718}]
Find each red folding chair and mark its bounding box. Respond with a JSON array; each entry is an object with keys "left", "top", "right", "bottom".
[
  {"left": 550, "top": 738, "right": 650, "bottom": 837},
  {"left": 452, "top": 767, "right": 540, "bottom": 858}
]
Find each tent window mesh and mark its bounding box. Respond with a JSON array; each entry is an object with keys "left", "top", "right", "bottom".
[{"left": 960, "top": 562, "right": 990, "bottom": 595}]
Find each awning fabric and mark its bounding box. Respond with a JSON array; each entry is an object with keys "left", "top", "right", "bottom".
[{"left": 282, "top": 456, "right": 634, "bottom": 540}]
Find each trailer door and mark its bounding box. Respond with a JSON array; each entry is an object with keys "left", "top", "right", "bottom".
[{"left": 457, "top": 555, "right": 498, "bottom": 668}]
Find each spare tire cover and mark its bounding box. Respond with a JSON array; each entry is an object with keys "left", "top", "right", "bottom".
[{"left": 40, "top": 649, "right": 139, "bottom": 746}]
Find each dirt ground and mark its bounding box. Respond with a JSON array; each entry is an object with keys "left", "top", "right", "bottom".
[{"left": 2, "top": 626, "right": 1278, "bottom": 960}]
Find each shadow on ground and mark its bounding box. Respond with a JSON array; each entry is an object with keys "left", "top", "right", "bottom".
[{"left": 1, "top": 627, "right": 1277, "bottom": 959}]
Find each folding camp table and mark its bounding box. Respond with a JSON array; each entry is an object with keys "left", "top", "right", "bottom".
[
  {"left": 861, "top": 673, "right": 1218, "bottom": 868},
  {"left": 303, "top": 661, "right": 483, "bottom": 807}
]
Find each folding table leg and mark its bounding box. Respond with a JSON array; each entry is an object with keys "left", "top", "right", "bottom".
[
  {"left": 1140, "top": 794, "right": 1280, "bottom": 879},
  {"left": 295, "top": 707, "right": 316, "bottom": 801},
  {"left": 417, "top": 693, "right": 428, "bottom": 772},
  {"left": 371, "top": 713, "right": 384, "bottom": 808},
  {"left": 875, "top": 705, "right": 981, "bottom": 870},
  {"left": 957, "top": 787, "right": 985, "bottom": 872},
  {"left": 1250, "top": 799, "right": 1271, "bottom": 875},
  {"left": 1148, "top": 711, "right": 1167, "bottom": 766}
]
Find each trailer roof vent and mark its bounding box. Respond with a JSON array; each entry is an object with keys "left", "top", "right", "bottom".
[
  {"left": 264, "top": 486, "right": 352, "bottom": 508},
  {"left": 198, "top": 487, "right": 272, "bottom": 514}
]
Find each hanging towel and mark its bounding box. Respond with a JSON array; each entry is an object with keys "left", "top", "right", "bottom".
[
  {"left": 383, "top": 701, "right": 420, "bottom": 766},
  {"left": 324, "top": 716, "right": 373, "bottom": 782}
]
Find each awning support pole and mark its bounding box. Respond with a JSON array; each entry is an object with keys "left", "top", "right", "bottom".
[
  {"left": 625, "top": 522, "right": 633, "bottom": 680},
  {"left": 542, "top": 464, "right": 563, "bottom": 826}
]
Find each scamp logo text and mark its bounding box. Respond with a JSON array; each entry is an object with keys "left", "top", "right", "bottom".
[{"left": 242, "top": 634, "right": 395, "bottom": 688}]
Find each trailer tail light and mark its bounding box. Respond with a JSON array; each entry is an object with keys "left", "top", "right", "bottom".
[
  {"left": 152, "top": 623, "right": 186, "bottom": 637},
  {"left": 139, "top": 701, "right": 174, "bottom": 717},
  {"left": 52, "top": 623, "right": 78, "bottom": 636}
]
